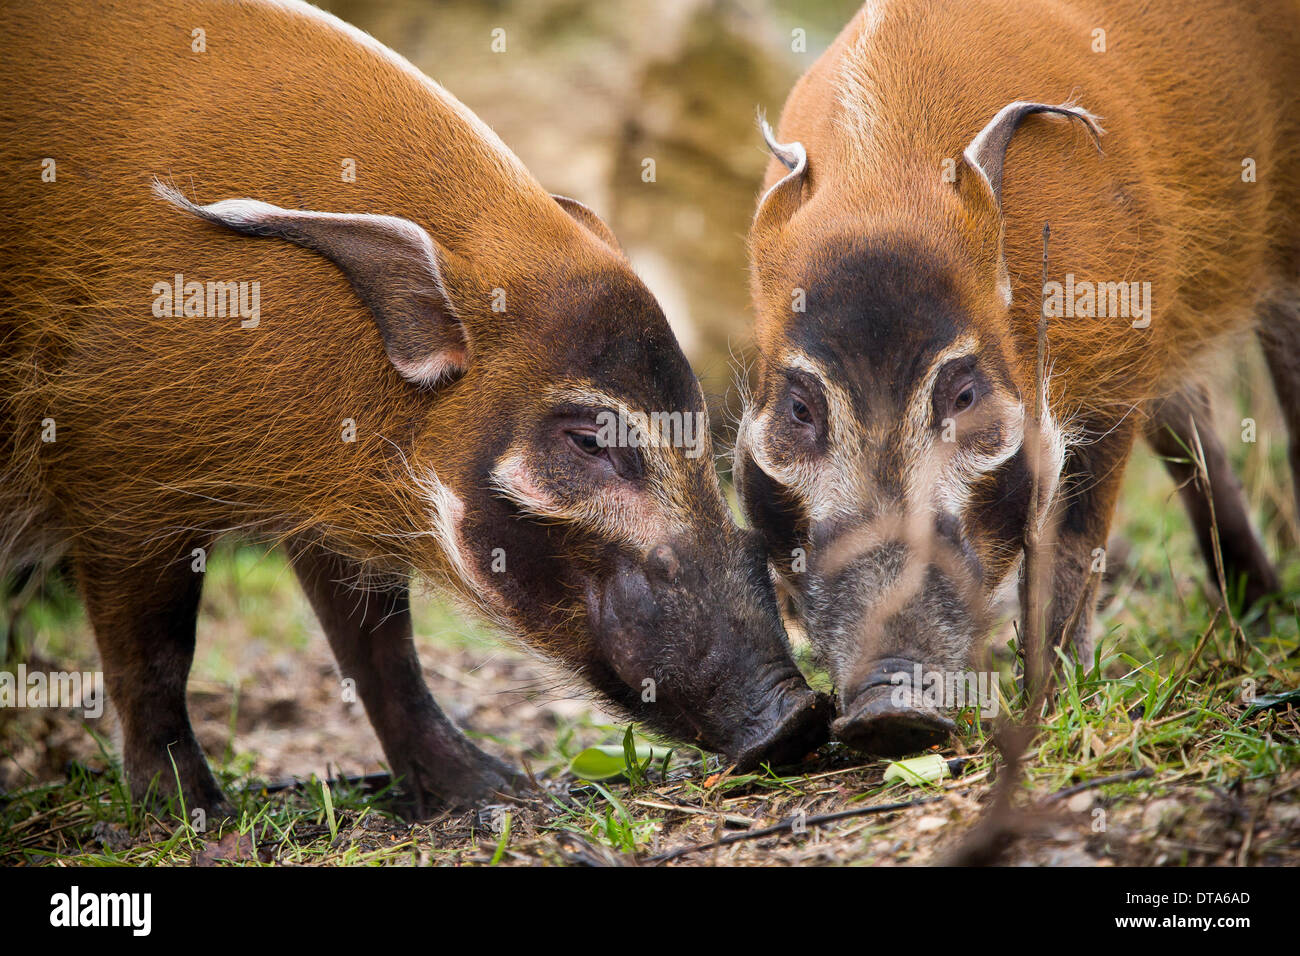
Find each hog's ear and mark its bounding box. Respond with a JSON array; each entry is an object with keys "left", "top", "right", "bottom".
[
  {"left": 753, "top": 115, "right": 808, "bottom": 241},
  {"left": 552, "top": 194, "right": 623, "bottom": 254},
  {"left": 155, "top": 182, "right": 467, "bottom": 387},
  {"left": 955, "top": 102, "right": 1104, "bottom": 307}
]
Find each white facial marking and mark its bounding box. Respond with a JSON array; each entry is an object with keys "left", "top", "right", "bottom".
[
  {"left": 741, "top": 350, "right": 866, "bottom": 524},
  {"left": 746, "top": 337, "right": 1077, "bottom": 624},
  {"left": 420, "top": 469, "right": 479, "bottom": 591},
  {"left": 490, "top": 451, "right": 563, "bottom": 517}
]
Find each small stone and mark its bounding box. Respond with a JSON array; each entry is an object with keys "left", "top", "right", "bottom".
[
  {"left": 1141, "top": 798, "right": 1182, "bottom": 832},
  {"left": 1067, "top": 791, "right": 1095, "bottom": 814}
]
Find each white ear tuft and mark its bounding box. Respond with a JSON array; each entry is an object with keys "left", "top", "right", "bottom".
[
  {"left": 758, "top": 113, "right": 807, "bottom": 175},
  {"left": 755, "top": 114, "right": 809, "bottom": 219}
]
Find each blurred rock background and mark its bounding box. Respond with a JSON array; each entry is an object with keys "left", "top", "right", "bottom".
[{"left": 323, "top": 0, "right": 860, "bottom": 421}]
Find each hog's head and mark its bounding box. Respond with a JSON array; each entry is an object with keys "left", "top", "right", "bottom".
[
  {"left": 736, "top": 104, "right": 1102, "bottom": 756},
  {"left": 159, "top": 183, "right": 829, "bottom": 770}
]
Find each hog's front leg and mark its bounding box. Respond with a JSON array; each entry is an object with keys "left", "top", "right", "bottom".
[
  {"left": 75, "top": 543, "right": 230, "bottom": 818},
  {"left": 289, "top": 541, "right": 527, "bottom": 816},
  {"left": 1036, "top": 418, "right": 1140, "bottom": 669}
]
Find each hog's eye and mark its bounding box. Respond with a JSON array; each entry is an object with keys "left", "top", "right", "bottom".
[
  {"left": 781, "top": 374, "right": 825, "bottom": 443},
  {"left": 933, "top": 358, "right": 985, "bottom": 424},
  {"left": 791, "top": 396, "right": 813, "bottom": 426},
  {"left": 953, "top": 381, "right": 977, "bottom": 413},
  {"left": 567, "top": 430, "right": 606, "bottom": 457}
]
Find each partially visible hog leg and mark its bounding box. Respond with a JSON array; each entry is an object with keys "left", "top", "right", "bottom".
[
  {"left": 76, "top": 543, "right": 229, "bottom": 817},
  {"left": 1038, "top": 417, "right": 1140, "bottom": 673},
  {"left": 289, "top": 540, "right": 527, "bottom": 817},
  {"left": 1145, "top": 384, "right": 1279, "bottom": 610},
  {"left": 1258, "top": 295, "right": 1300, "bottom": 525}
]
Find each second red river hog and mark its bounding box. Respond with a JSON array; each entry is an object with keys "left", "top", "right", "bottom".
[{"left": 734, "top": 0, "right": 1300, "bottom": 756}]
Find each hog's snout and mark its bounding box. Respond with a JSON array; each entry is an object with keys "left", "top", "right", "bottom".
[
  {"left": 832, "top": 657, "right": 957, "bottom": 758},
  {"left": 589, "top": 536, "right": 829, "bottom": 766},
  {"left": 730, "top": 676, "right": 832, "bottom": 770},
  {"left": 804, "top": 517, "right": 983, "bottom": 758}
]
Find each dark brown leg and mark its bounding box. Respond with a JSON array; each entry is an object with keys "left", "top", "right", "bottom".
[
  {"left": 288, "top": 540, "right": 526, "bottom": 816},
  {"left": 1041, "top": 418, "right": 1140, "bottom": 669},
  {"left": 75, "top": 543, "right": 227, "bottom": 816},
  {"left": 1258, "top": 296, "right": 1300, "bottom": 516},
  {"left": 1145, "top": 384, "right": 1279, "bottom": 609}
]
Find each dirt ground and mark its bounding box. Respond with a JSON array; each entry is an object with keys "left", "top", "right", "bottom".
[{"left": 3, "top": 594, "right": 1297, "bottom": 866}]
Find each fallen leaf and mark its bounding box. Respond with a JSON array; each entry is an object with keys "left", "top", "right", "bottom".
[
  {"left": 884, "top": 754, "right": 950, "bottom": 785},
  {"left": 194, "top": 831, "right": 260, "bottom": 866}
]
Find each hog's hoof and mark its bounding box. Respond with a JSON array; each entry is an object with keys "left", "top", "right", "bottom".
[
  {"left": 396, "top": 753, "right": 534, "bottom": 819},
  {"left": 462, "top": 758, "right": 534, "bottom": 804},
  {"left": 144, "top": 792, "right": 236, "bottom": 826},
  {"left": 130, "top": 761, "right": 234, "bottom": 823},
  {"left": 832, "top": 684, "right": 955, "bottom": 759}
]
